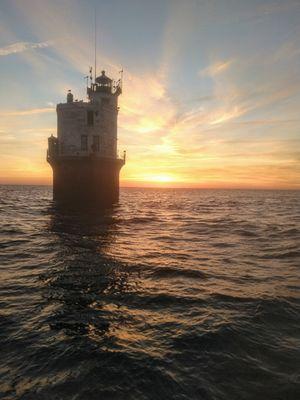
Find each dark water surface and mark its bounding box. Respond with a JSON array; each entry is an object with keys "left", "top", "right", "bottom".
[{"left": 0, "top": 185, "right": 299, "bottom": 399}]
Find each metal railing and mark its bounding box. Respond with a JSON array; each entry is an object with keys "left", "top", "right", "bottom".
[{"left": 47, "top": 139, "right": 125, "bottom": 162}]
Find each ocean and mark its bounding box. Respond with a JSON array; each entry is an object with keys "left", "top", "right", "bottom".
[{"left": 0, "top": 185, "right": 299, "bottom": 400}]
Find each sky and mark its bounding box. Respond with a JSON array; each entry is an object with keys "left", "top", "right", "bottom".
[{"left": 0, "top": 0, "right": 300, "bottom": 189}]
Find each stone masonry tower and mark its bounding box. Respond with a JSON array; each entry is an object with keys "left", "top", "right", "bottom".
[{"left": 47, "top": 69, "right": 125, "bottom": 207}]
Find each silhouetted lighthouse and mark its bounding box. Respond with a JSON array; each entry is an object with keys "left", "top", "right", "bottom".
[{"left": 47, "top": 69, "right": 125, "bottom": 206}]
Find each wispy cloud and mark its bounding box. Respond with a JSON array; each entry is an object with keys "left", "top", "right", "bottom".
[
  {"left": 0, "top": 107, "right": 55, "bottom": 116},
  {"left": 200, "top": 59, "right": 234, "bottom": 77},
  {"left": 0, "top": 41, "right": 51, "bottom": 56}
]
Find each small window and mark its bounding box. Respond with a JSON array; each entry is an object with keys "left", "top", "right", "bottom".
[
  {"left": 87, "top": 110, "right": 94, "bottom": 126},
  {"left": 81, "top": 135, "right": 88, "bottom": 151},
  {"left": 92, "top": 135, "right": 99, "bottom": 152}
]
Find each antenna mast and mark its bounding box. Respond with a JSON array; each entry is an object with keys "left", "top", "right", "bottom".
[
  {"left": 120, "top": 67, "right": 123, "bottom": 90},
  {"left": 94, "top": 8, "right": 97, "bottom": 82}
]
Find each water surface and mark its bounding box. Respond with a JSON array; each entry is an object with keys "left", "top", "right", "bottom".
[{"left": 0, "top": 186, "right": 299, "bottom": 399}]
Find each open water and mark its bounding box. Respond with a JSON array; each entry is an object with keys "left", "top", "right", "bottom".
[{"left": 0, "top": 185, "right": 299, "bottom": 400}]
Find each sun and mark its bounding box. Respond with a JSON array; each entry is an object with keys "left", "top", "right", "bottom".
[{"left": 146, "top": 174, "right": 176, "bottom": 183}]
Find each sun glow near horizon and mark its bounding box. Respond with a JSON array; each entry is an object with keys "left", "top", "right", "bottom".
[{"left": 136, "top": 173, "right": 178, "bottom": 184}]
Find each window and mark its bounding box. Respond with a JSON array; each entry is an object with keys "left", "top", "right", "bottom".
[
  {"left": 87, "top": 110, "right": 94, "bottom": 126},
  {"left": 81, "top": 135, "right": 88, "bottom": 151},
  {"left": 92, "top": 135, "right": 99, "bottom": 152}
]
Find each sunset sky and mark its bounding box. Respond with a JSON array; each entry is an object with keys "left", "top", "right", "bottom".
[{"left": 0, "top": 0, "right": 300, "bottom": 188}]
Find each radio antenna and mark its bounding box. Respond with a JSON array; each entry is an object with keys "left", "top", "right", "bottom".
[
  {"left": 120, "top": 67, "right": 123, "bottom": 90},
  {"left": 94, "top": 8, "right": 97, "bottom": 82}
]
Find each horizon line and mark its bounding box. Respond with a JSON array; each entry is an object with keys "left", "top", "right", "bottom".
[{"left": 0, "top": 183, "right": 299, "bottom": 191}]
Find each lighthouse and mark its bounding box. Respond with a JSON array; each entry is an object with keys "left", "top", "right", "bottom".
[{"left": 47, "top": 69, "right": 125, "bottom": 207}]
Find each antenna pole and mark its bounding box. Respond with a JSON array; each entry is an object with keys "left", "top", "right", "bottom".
[
  {"left": 94, "top": 9, "right": 97, "bottom": 82},
  {"left": 120, "top": 67, "right": 123, "bottom": 89}
]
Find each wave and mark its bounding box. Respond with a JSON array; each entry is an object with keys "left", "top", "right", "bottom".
[{"left": 150, "top": 266, "right": 208, "bottom": 280}]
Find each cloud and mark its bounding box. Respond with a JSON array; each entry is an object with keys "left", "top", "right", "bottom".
[
  {"left": 0, "top": 107, "right": 55, "bottom": 116},
  {"left": 119, "top": 71, "right": 176, "bottom": 135},
  {"left": 8, "top": 0, "right": 112, "bottom": 75},
  {"left": 0, "top": 41, "right": 51, "bottom": 56},
  {"left": 200, "top": 60, "right": 234, "bottom": 77}
]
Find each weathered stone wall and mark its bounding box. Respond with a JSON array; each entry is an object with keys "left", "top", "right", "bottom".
[{"left": 57, "top": 93, "right": 118, "bottom": 158}]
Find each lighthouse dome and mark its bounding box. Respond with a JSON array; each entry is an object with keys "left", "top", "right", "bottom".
[{"left": 95, "top": 70, "right": 112, "bottom": 84}]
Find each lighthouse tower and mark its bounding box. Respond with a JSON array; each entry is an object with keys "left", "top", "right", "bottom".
[{"left": 47, "top": 69, "right": 125, "bottom": 207}]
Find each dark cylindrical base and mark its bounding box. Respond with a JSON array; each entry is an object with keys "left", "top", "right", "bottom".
[{"left": 48, "top": 156, "right": 124, "bottom": 207}]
